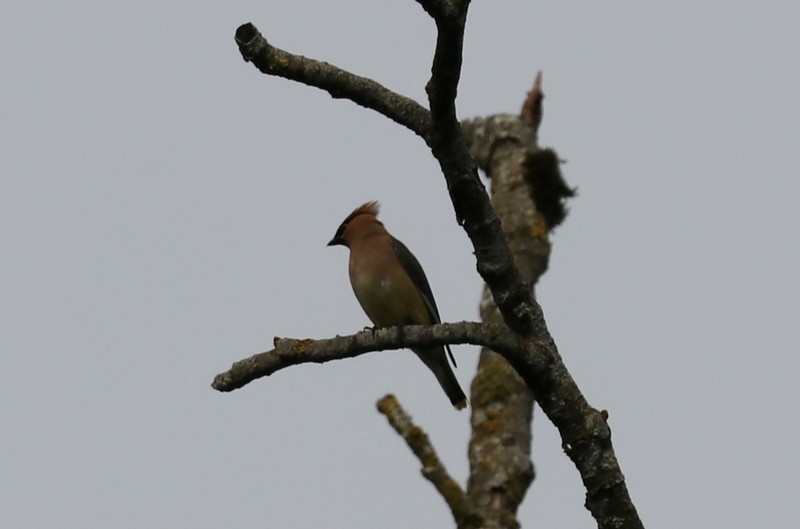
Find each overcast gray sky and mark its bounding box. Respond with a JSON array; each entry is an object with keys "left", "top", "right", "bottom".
[{"left": 3, "top": 1, "right": 798, "bottom": 528}]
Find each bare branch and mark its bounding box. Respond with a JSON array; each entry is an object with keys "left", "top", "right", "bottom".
[
  {"left": 211, "top": 321, "right": 515, "bottom": 392},
  {"left": 425, "top": 9, "right": 468, "bottom": 128},
  {"left": 413, "top": 3, "right": 541, "bottom": 340},
  {"left": 233, "top": 20, "right": 536, "bottom": 339},
  {"left": 414, "top": 0, "right": 467, "bottom": 19},
  {"left": 231, "top": 10, "right": 645, "bottom": 528},
  {"left": 234, "top": 23, "right": 431, "bottom": 137},
  {"left": 465, "top": 114, "right": 547, "bottom": 523},
  {"left": 377, "top": 395, "right": 479, "bottom": 526},
  {"left": 414, "top": 0, "right": 444, "bottom": 18},
  {"left": 461, "top": 95, "right": 639, "bottom": 528}
]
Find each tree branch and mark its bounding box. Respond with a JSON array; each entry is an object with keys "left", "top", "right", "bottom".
[
  {"left": 462, "top": 76, "right": 551, "bottom": 526},
  {"left": 230, "top": 10, "right": 644, "bottom": 529},
  {"left": 377, "top": 395, "right": 479, "bottom": 527},
  {"left": 414, "top": 0, "right": 467, "bottom": 19},
  {"left": 418, "top": 2, "right": 541, "bottom": 339},
  {"left": 234, "top": 23, "right": 431, "bottom": 137},
  {"left": 462, "top": 100, "right": 639, "bottom": 528},
  {"left": 420, "top": 3, "right": 468, "bottom": 127},
  {"left": 234, "top": 19, "right": 535, "bottom": 338},
  {"left": 212, "top": 321, "right": 516, "bottom": 392}
]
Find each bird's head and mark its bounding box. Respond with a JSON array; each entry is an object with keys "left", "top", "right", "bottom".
[{"left": 327, "top": 200, "right": 382, "bottom": 248}]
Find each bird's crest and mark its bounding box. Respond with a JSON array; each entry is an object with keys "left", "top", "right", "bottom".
[
  {"left": 328, "top": 201, "right": 382, "bottom": 247},
  {"left": 344, "top": 201, "right": 380, "bottom": 224}
]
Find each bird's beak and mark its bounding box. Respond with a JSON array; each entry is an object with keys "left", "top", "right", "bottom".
[{"left": 327, "top": 236, "right": 345, "bottom": 247}]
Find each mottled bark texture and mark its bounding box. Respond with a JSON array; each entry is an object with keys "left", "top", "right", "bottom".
[
  {"left": 461, "top": 112, "right": 546, "bottom": 529},
  {"left": 458, "top": 75, "right": 575, "bottom": 528},
  {"left": 220, "top": 2, "right": 645, "bottom": 528},
  {"left": 377, "top": 395, "right": 480, "bottom": 527},
  {"left": 213, "top": 322, "right": 518, "bottom": 392}
]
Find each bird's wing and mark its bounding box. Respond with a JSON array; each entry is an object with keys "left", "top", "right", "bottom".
[{"left": 390, "top": 237, "right": 457, "bottom": 368}]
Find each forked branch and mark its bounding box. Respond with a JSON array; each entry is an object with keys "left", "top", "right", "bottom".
[{"left": 226, "top": 5, "right": 645, "bottom": 528}]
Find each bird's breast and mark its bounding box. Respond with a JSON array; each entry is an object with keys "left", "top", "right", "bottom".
[{"left": 348, "top": 257, "right": 430, "bottom": 327}]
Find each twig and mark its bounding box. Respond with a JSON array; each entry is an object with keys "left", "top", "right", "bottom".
[{"left": 377, "top": 395, "right": 478, "bottom": 525}]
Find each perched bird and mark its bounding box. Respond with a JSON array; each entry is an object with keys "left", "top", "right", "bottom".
[{"left": 328, "top": 201, "right": 467, "bottom": 410}]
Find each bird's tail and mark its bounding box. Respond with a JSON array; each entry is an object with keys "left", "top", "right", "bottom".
[{"left": 413, "top": 347, "right": 468, "bottom": 410}]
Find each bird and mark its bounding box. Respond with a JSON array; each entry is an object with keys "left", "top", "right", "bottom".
[{"left": 327, "top": 201, "right": 467, "bottom": 410}]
